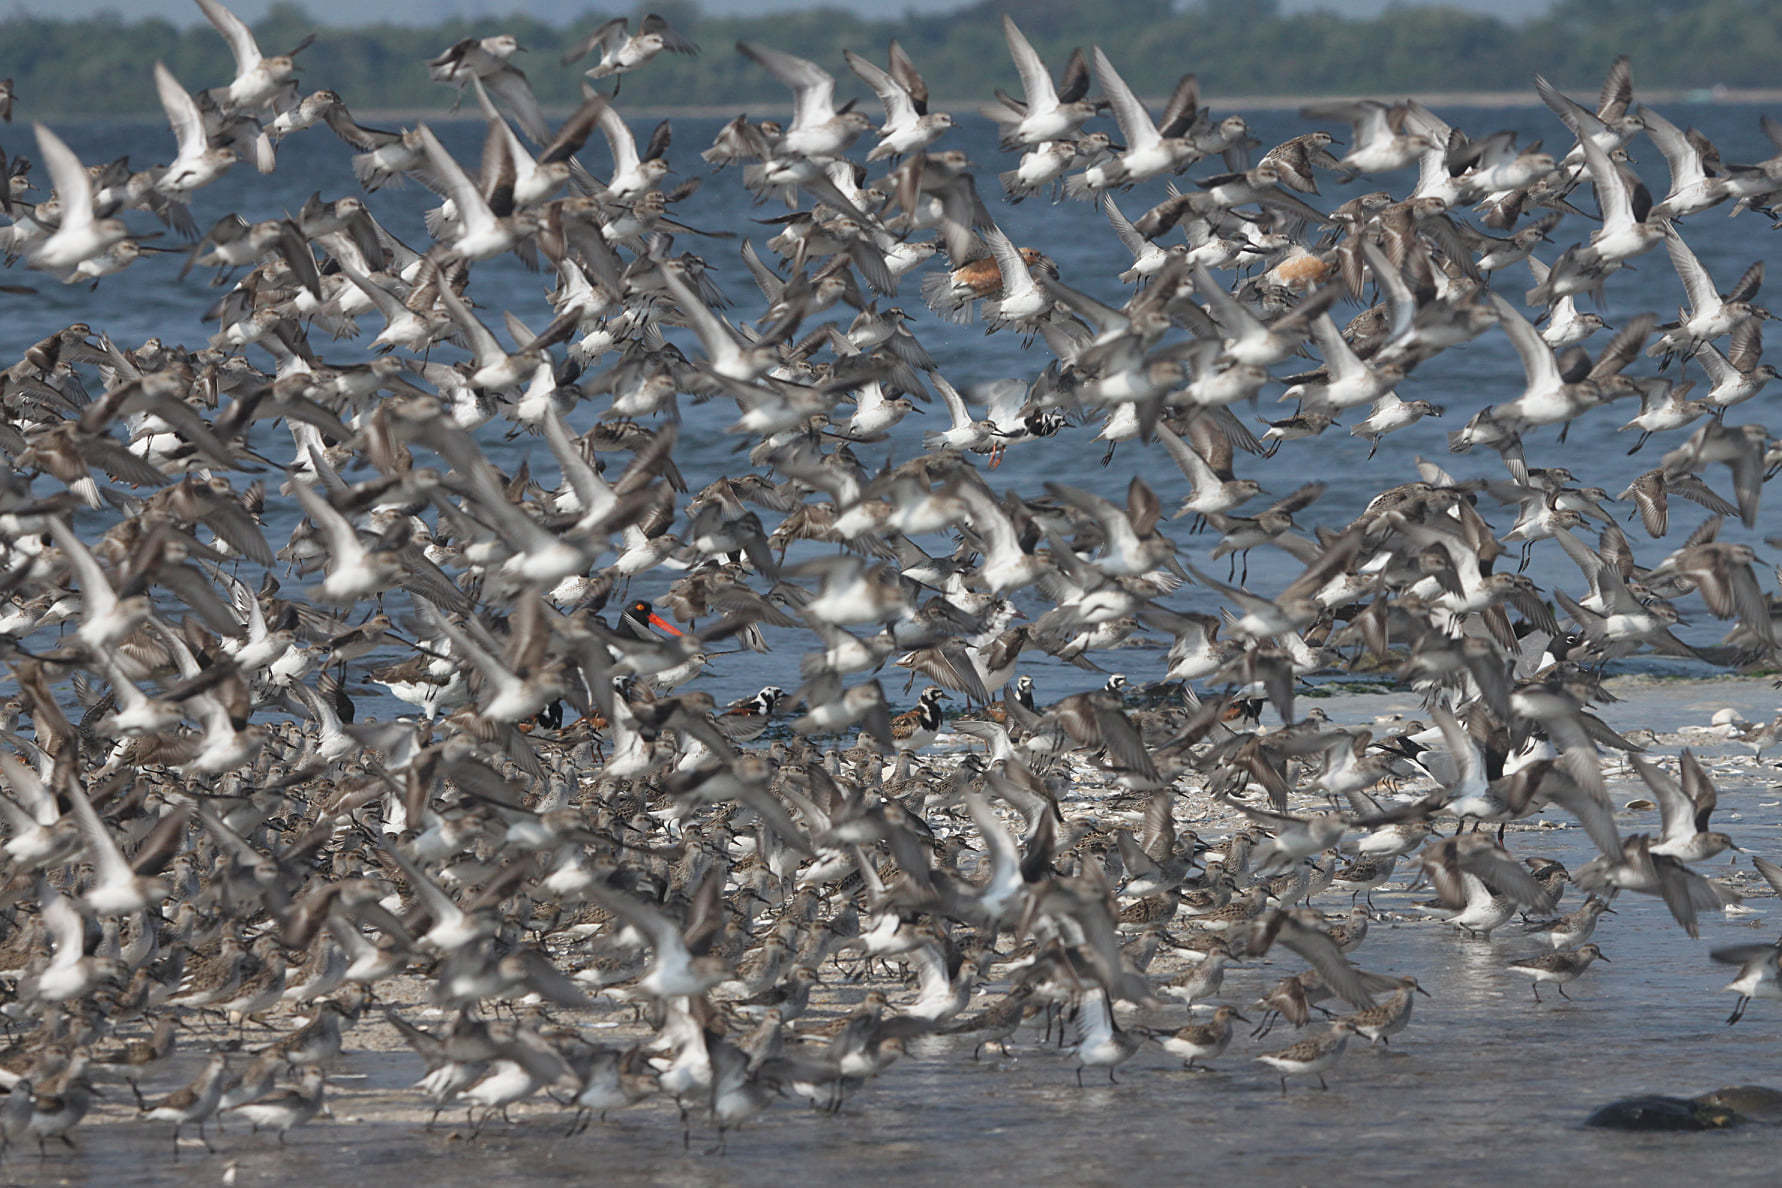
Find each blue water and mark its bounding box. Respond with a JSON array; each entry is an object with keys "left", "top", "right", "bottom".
[{"left": 7, "top": 103, "right": 1776, "bottom": 709}]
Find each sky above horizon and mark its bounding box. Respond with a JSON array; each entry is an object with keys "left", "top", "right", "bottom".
[{"left": 7, "top": 0, "right": 1562, "bottom": 26}]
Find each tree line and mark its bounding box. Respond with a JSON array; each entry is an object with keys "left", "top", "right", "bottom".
[{"left": 1, "top": 0, "right": 1778, "bottom": 118}]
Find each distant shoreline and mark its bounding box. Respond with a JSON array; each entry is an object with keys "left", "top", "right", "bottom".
[{"left": 29, "top": 86, "right": 1782, "bottom": 124}]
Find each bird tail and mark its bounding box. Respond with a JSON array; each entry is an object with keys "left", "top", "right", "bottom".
[{"left": 920, "top": 273, "right": 973, "bottom": 324}]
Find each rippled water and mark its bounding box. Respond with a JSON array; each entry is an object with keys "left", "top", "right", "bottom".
[{"left": 8, "top": 103, "right": 1778, "bottom": 709}]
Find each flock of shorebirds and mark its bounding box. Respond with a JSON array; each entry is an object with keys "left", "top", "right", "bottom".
[{"left": 1, "top": 0, "right": 1782, "bottom": 1161}]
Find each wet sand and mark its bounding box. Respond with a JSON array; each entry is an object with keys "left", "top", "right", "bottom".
[{"left": 16, "top": 676, "right": 1779, "bottom": 1186}]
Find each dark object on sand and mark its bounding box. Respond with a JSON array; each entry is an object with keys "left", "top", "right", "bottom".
[{"left": 1584, "top": 1087, "right": 1782, "bottom": 1131}]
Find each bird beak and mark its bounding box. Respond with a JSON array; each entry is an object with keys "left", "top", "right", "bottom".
[
  {"left": 1230, "top": 1010, "right": 1252, "bottom": 1023},
  {"left": 1596, "top": 953, "right": 1612, "bottom": 962},
  {"left": 1413, "top": 984, "right": 1431, "bottom": 997},
  {"left": 647, "top": 612, "right": 683, "bottom": 636}
]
